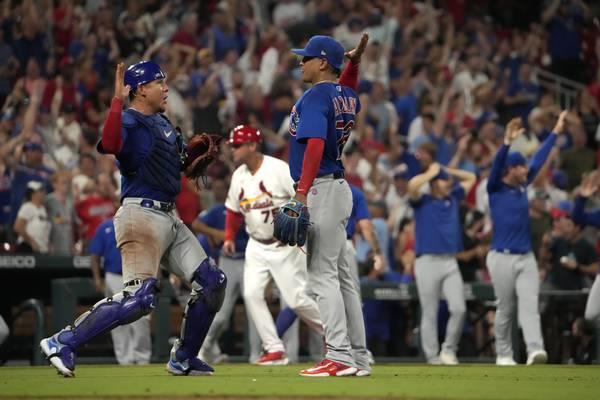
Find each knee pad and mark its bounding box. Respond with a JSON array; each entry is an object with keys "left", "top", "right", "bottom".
[{"left": 190, "top": 258, "right": 227, "bottom": 313}]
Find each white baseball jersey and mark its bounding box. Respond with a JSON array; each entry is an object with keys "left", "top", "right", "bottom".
[{"left": 226, "top": 155, "right": 295, "bottom": 241}]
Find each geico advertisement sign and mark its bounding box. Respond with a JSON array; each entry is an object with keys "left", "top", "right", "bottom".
[{"left": 0, "top": 255, "right": 36, "bottom": 268}]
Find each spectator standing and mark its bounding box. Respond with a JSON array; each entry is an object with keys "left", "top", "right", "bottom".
[
  {"left": 45, "top": 170, "right": 76, "bottom": 255},
  {"left": 13, "top": 181, "right": 51, "bottom": 253}
]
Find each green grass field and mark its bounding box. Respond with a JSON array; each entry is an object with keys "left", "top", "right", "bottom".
[{"left": 0, "top": 363, "right": 598, "bottom": 399}]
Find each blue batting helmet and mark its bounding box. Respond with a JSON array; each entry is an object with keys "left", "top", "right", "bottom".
[{"left": 124, "top": 61, "right": 166, "bottom": 91}]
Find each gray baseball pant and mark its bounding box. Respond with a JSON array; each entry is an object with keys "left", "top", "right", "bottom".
[
  {"left": 414, "top": 254, "right": 466, "bottom": 361},
  {"left": 585, "top": 275, "right": 600, "bottom": 323},
  {"left": 307, "top": 177, "right": 354, "bottom": 366},
  {"left": 199, "top": 256, "right": 261, "bottom": 362},
  {"left": 339, "top": 239, "right": 369, "bottom": 370},
  {"left": 486, "top": 251, "right": 545, "bottom": 358}
]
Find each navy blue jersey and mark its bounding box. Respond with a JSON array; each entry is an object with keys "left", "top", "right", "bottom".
[
  {"left": 198, "top": 203, "right": 248, "bottom": 259},
  {"left": 88, "top": 219, "right": 122, "bottom": 275},
  {"left": 411, "top": 186, "right": 465, "bottom": 256},
  {"left": 346, "top": 185, "right": 370, "bottom": 239},
  {"left": 487, "top": 135, "right": 556, "bottom": 253},
  {"left": 98, "top": 109, "right": 183, "bottom": 203},
  {"left": 288, "top": 82, "right": 361, "bottom": 182}
]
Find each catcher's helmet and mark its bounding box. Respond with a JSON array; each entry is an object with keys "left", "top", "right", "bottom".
[
  {"left": 228, "top": 125, "right": 262, "bottom": 145},
  {"left": 124, "top": 61, "right": 166, "bottom": 91}
]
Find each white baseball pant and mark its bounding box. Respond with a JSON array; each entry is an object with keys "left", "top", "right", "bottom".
[{"left": 243, "top": 237, "right": 322, "bottom": 353}]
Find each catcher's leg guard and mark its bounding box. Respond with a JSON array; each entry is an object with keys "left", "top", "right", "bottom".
[
  {"left": 173, "top": 258, "right": 227, "bottom": 361},
  {"left": 41, "top": 278, "right": 158, "bottom": 376},
  {"left": 56, "top": 278, "right": 158, "bottom": 349}
]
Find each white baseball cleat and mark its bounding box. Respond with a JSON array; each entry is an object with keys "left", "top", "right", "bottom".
[
  {"left": 439, "top": 351, "right": 459, "bottom": 365},
  {"left": 355, "top": 368, "right": 372, "bottom": 377},
  {"left": 526, "top": 350, "right": 548, "bottom": 365},
  {"left": 496, "top": 356, "right": 518, "bottom": 366}
]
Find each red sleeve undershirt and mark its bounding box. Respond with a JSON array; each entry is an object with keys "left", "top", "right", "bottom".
[
  {"left": 100, "top": 97, "right": 124, "bottom": 154},
  {"left": 339, "top": 60, "right": 359, "bottom": 91},
  {"left": 296, "top": 138, "right": 325, "bottom": 196},
  {"left": 224, "top": 208, "right": 244, "bottom": 242}
]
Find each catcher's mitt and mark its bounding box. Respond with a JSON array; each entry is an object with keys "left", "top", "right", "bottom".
[
  {"left": 273, "top": 199, "right": 310, "bottom": 246},
  {"left": 183, "top": 133, "right": 222, "bottom": 185}
]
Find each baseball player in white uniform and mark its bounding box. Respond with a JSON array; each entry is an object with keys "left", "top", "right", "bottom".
[{"left": 222, "top": 125, "right": 323, "bottom": 365}]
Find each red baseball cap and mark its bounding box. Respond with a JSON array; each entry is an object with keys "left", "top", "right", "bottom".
[{"left": 228, "top": 125, "right": 262, "bottom": 145}]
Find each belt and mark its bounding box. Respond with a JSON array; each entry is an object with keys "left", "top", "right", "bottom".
[
  {"left": 495, "top": 248, "right": 528, "bottom": 255},
  {"left": 294, "top": 171, "right": 345, "bottom": 189},
  {"left": 251, "top": 236, "right": 278, "bottom": 245},
  {"left": 139, "top": 198, "right": 175, "bottom": 212},
  {"left": 318, "top": 171, "right": 345, "bottom": 179}
]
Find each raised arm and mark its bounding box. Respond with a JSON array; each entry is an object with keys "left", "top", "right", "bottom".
[
  {"left": 408, "top": 162, "right": 440, "bottom": 200},
  {"left": 572, "top": 175, "right": 600, "bottom": 227},
  {"left": 100, "top": 63, "right": 130, "bottom": 154},
  {"left": 445, "top": 166, "right": 477, "bottom": 193},
  {"left": 527, "top": 110, "right": 567, "bottom": 182},
  {"left": 487, "top": 118, "right": 524, "bottom": 193},
  {"left": 339, "top": 32, "right": 369, "bottom": 91}
]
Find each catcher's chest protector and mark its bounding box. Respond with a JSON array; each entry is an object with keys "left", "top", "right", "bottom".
[{"left": 122, "top": 109, "right": 182, "bottom": 197}]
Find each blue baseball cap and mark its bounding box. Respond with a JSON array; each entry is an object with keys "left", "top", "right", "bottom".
[
  {"left": 291, "top": 36, "right": 345, "bottom": 71},
  {"left": 433, "top": 170, "right": 450, "bottom": 181},
  {"left": 506, "top": 152, "right": 527, "bottom": 168},
  {"left": 124, "top": 60, "right": 166, "bottom": 91}
]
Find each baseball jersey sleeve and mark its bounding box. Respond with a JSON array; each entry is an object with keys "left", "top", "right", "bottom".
[
  {"left": 295, "top": 90, "right": 330, "bottom": 142},
  {"left": 225, "top": 170, "right": 241, "bottom": 213},
  {"left": 277, "top": 161, "right": 296, "bottom": 198}
]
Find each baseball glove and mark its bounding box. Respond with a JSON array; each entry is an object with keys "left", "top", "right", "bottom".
[
  {"left": 183, "top": 133, "right": 222, "bottom": 185},
  {"left": 273, "top": 199, "right": 310, "bottom": 246}
]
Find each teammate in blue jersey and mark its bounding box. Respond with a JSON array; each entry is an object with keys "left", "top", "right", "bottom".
[
  {"left": 286, "top": 33, "right": 370, "bottom": 377},
  {"left": 192, "top": 178, "right": 260, "bottom": 365},
  {"left": 486, "top": 112, "right": 568, "bottom": 366},
  {"left": 408, "top": 163, "right": 476, "bottom": 364},
  {"left": 569, "top": 175, "right": 600, "bottom": 334},
  {"left": 40, "top": 61, "right": 226, "bottom": 377},
  {"left": 89, "top": 219, "right": 151, "bottom": 365}
]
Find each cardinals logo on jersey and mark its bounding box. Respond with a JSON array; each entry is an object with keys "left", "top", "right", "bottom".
[
  {"left": 288, "top": 105, "right": 299, "bottom": 137},
  {"left": 239, "top": 181, "right": 274, "bottom": 213}
]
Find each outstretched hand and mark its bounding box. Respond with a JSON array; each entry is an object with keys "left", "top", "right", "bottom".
[
  {"left": 503, "top": 118, "right": 525, "bottom": 145},
  {"left": 345, "top": 32, "right": 369, "bottom": 64},
  {"left": 552, "top": 110, "right": 569, "bottom": 135},
  {"left": 579, "top": 174, "right": 598, "bottom": 198},
  {"left": 114, "top": 63, "right": 131, "bottom": 102}
]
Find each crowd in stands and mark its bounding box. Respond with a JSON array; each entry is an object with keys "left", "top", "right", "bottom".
[{"left": 1, "top": 0, "right": 599, "bottom": 362}]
